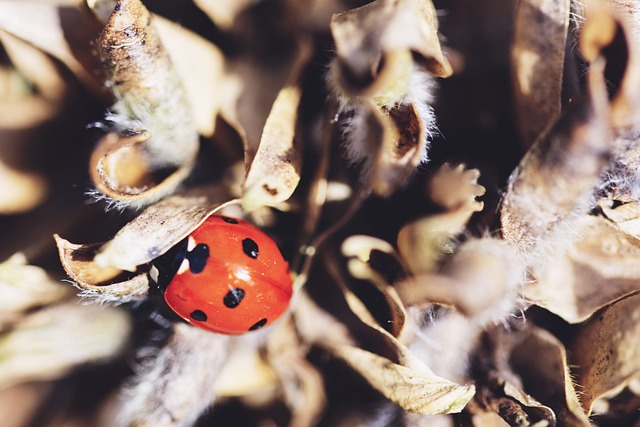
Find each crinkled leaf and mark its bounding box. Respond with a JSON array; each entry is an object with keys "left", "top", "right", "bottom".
[
  {"left": 501, "top": 59, "right": 612, "bottom": 254},
  {"left": 571, "top": 293, "right": 640, "bottom": 414},
  {"left": 330, "top": 0, "right": 452, "bottom": 94}
]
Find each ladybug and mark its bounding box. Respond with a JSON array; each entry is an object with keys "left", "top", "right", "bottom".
[{"left": 149, "top": 215, "right": 293, "bottom": 335}]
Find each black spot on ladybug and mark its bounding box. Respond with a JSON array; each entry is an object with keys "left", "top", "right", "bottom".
[
  {"left": 186, "top": 244, "right": 209, "bottom": 274},
  {"left": 190, "top": 310, "right": 208, "bottom": 322},
  {"left": 249, "top": 318, "right": 267, "bottom": 331},
  {"left": 242, "top": 238, "right": 259, "bottom": 259},
  {"left": 150, "top": 238, "right": 188, "bottom": 294},
  {"left": 222, "top": 217, "right": 239, "bottom": 224},
  {"left": 223, "top": 288, "right": 245, "bottom": 308}
]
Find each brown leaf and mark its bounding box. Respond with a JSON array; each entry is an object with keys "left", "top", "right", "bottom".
[
  {"left": 570, "top": 293, "right": 640, "bottom": 414},
  {"left": 242, "top": 81, "right": 303, "bottom": 211},
  {"left": 525, "top": 215, "right": 640, "bottom": 323},
  {"left": 329, "top": 343, "right": 475, "bottom": 415},
  {"left": 94, "top": 0, "right": 199, "bottom": 206},
  {"left": 94, "top": 186, "right": 229, "bottom": 272},
  {"left": 511, "top": 0, "right": 571, "bottom": 147}
]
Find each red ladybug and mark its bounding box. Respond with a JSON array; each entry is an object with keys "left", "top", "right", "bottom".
[{"left": 149, "top": 215, "right": 293, "bottom": 335}]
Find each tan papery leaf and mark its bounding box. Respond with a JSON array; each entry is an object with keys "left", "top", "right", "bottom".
[
  {"left": 242, "top": 43, "right": 309, "bottom": 211},
  {"left": 55, "top": 234, "right": 149, "bottom": 301},
  {"left": 511, "top": 0, "right": 571, "bottom": 147},
  {"left": 571, "top": 292, "right": 640, "bottom": 414}
]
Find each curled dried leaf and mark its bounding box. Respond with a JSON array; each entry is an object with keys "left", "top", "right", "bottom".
[
  {"left": 511, "top": 0, "right": 571, "bottom": 147},
  {"left": 242, "top": 84, "right": 303, "bottom": 211},
  {"left": 94, "top": 0, "right": 199, "bottom": 206},
  {"left": 571, "top": 292, "right": 640, "bottom": 414},
  {"left": 0, "top": 302, "right": 131, "bottom": 389},
  {"left": 329, "top": 344, "right": 474, "bottom": 415},
  {"left": 0, "top": 0, "right": 105, "bottom": 94}
]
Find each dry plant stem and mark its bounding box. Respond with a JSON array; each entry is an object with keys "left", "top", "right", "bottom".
[
  {"left": 111, "top": 324, "right": 233, "bottom": 427},
  {"left": 99, "top": 0, "right": 198, "bottom": 168},
  {"left": 501, "top": 62, "right": 612, "bottom": 256}
]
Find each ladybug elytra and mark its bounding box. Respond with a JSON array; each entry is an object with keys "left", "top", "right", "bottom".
[{"left": 149, "top": 215, "right": 293, "bottom": 335}]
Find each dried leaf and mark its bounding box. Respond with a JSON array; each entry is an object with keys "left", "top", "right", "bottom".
[
  {"left": 93, "top": 0, "right": 199, "bottom": 206},
  {"left": 0, "top": 302, "right": 131, "bottom": 389},
  {"left": 511, "top": 0, "right": 571, "bottom": 147},
  {"left": 328, "top": 0, "right": 452, "bottom": 197},
  {"left": 242, "top": 82, "right": 303, "bottom": 211},
  {"left": 341, "top": 235, "right": 407, "bottom": 338},
  {"left": 571, "top": 293, "right": 640, "bottom": 414},
  {"left": 94, "top": 186, "right": 229, "bottom": 272},
  {"left": 525, "top": 215, "right": 640, "bottom": 323},
  {"left": 329, "top": 344, "right": 474, "bottom": 415},
  {"left": 111, "top": 323, "right": 232, "bottom": 426},
  {"left": 509, "top": 327, "right": 590, "bottom": 426}
]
